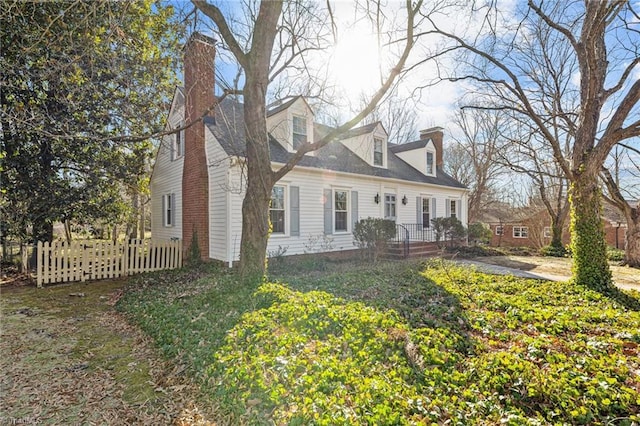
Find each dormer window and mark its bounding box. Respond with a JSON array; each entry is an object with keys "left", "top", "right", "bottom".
[
  {"left": 426, "top": 151, "right": 435, "bottom": 175},
  {"left": 292, "top": 115, "right": 307, "bottom": 150},
  {"left": 374, "top": 137, "right": 384, "bottom": 166}
]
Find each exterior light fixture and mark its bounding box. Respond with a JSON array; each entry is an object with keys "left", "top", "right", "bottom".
[
  {"left": 402, "top": 195, "right": 408, "bottom": 205},
  {"left": 374, "top": 193, "right": 380, "bottom": 204}
]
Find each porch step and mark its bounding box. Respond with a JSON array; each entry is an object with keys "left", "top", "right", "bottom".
[{"left": 386, "top": 241, "right": 443, "bottom": 259}]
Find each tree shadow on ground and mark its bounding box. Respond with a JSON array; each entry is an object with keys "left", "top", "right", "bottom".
[
  {"left": 272, "top": 258, "right": 476, "bottom": 354},
  {"left": 601, "top": 285, "right": 640, "bottom": 311}
]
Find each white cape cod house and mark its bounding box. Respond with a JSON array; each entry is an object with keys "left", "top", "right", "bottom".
[{"left": 150, "top": 33, "right": 468, "bottom": 266}]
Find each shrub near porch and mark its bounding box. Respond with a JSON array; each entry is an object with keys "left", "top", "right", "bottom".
[{"left": 118, "top": 261, "right": 640, "bottom": 425}]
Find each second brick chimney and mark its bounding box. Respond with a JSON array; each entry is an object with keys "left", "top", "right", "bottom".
[
  {"left": 419, "top": 126, "right": 444, "bottom": 168},
  {"left": 182, "top": 33, "right": 215, "bottom": 261}
]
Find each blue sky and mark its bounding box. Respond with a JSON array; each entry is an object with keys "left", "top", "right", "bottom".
[{"left": 173, "top": 0, "right": 639, "bottom": 199}]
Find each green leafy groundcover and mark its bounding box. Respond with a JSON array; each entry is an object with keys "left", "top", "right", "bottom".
[{"left": 118, "top": 262, "right": 640, "bottom": 425}]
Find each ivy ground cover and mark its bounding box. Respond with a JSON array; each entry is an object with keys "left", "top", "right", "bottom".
[{"left": 117, "top": 261, "right": 640, "bottom": 425}]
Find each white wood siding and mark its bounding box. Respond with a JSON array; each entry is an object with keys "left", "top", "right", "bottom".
[
  {"left": 221, "top": 165, "right": 467, "bottom": 262},
  {"left": 206, "top": 131, "right": 235, "bottom": 262},
  {"left": 150, "top": 103, "right": 184, "bottom": 240}
]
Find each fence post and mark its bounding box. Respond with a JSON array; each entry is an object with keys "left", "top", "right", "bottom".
[{"left": 21, "top": 244, "right": 28, "bottom": 275}]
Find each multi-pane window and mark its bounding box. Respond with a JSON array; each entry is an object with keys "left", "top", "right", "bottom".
[
  {"left": 163, "top": 194, "right": 173, "bottom": 227},
  {"left": 543, "top": 227, "right": 551, "bottom": 238},
  {"left": 384, "top": 194, "right": 396, "bottom": 220},
  {"left": 422, "top": 197, "right": 430, "bottom": 228},
  {"left": 374, "top": 138, "right": 384, "bottom": 166},
  {"left": 513, "top": 226, "right": 529, "bottom": 238},
  {"left": 292, "top": 115, "right": 307, "bottom": 150},
  {"left": 450, "top": 200, "right": 457, "bottom": 218},
  {"left": 426, "top": 151, "right": 435, "bottom": 175},
  {"left": 270, "top": 186, "right": 286, "bottom": 234},
  {"left": 334, "top": 190, "right": 348, "bottom": 232},
  {"left": 495, "top": 226, "right": 504, "bottom": 236},
  {"left": 175, "top": 128, "right": 183, "bottom": 158}
]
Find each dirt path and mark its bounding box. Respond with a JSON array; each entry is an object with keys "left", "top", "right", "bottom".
[{"left": 0, "top": 279, "right": 213, "bottom": 425}]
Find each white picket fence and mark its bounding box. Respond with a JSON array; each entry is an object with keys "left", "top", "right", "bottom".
[{"left": 36, "top": 239, "right": 182, "bottom": 287}]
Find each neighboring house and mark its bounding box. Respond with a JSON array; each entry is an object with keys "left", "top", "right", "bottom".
[
  {"left": 479, "top": 202, "right": 628, "bottom": 249},
  {"left": 150, "top": 33, "right": 468, "bottom": 265}
]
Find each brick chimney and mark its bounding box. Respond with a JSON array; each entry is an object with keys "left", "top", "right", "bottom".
[
  {"left": 419, "top": 126, "right": 444, "bottom": 168},
  {"left": 182, "top": 33, "right": 215, "bottom": 260}
]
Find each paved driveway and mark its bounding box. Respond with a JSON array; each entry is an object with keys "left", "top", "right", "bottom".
[{"left": 455, "top": 256, "right": 640, "bottom": 292}]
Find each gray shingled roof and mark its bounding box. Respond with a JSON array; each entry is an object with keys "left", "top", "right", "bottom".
[
  {"left": 389, "top": 138, "right": 431, "bottom": 153},
  {"left": 266, "top": 96, "right": 300, "bottom": 117},
  {"left": 339, "top": 122, "right": 381, "bottom": 139},
  {"left": 207, "top": 97, "right": 466, "bottom": 189}
]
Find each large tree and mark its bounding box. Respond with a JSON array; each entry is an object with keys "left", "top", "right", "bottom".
[
  {"left": 444, "top": 108, "right": 506, "bottom": 223},
  {"left": 422, "top": 1, "right": 640, "bottom": 292},
  {"left": 0, "top": 0, "right": 181, "bottom": 246},
  {"left": 192, "top": 0, "right": 423, "bottom": 280},
  {"left": 498, "top": 118, "right": 571, "bottom": 252}
]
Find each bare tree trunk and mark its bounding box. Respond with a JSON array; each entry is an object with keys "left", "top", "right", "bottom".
[
  {"left": 130, "top": 191, "right": 139, "bottom": 240},
  {"left": 550, "top": 223, "right": 564, "bottom": 250},
  {"left": 234, "top": 1, "right": 282, "bottom": 281},
  {"left": 569, "top": 174, "right": 612, "bottom": 291},
  {"left": 239, "top": 85, "right": 274, "bottom": 280},
  {"left": 111, "top": 225, "right": 118, "bottom": 244},
  {"left": 139, "top": 195, "right": 146, "bottom": 240},
  {"left": 64, "top": 219, "right": 72, "bottom": 243},
  {"left": 623, "top": 209, "right": 640, "bottom": 267}
]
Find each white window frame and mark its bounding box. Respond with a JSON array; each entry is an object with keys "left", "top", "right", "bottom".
[
  {"left": 426, "top": 150, "right": 436, "bottom": 176},
  {"left": 170, "top": 122, "right": 184, "bottom": 160},
  {"left": 292, "top": 115, "right": 307, "bottom": 150},
  {"left": 384, "top": 193, "right": 397, "bottom": 221},
  {"left": 422, "top": 197, "right": 430, "bottom": 229},
  {"left": 373, "top": 137, "right": 384, "bottom": 167},
  {"left": 333, "top": 189, "right": 349, "bottom": 233},
  {"left": 175, "top": 128, "right": 184, "bottom": 159},
  {"left": 513, "top": 226, "right": 529, "bottom": 238},
  {"left": 450, "top": 199, "right": 457, "bottom": 219},
  {"left": 495, "top": 225, "right": 504, "bottom": 236},
  {"left": 163, "top": 194, "right": 173, "bottom": 227},
  {"left": 270, "top": 185, "right": 287, "bottom": 235}
]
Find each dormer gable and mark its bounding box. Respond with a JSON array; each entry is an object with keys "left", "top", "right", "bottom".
[
  {"left": 339, "top": 121, "right": 389, "bottom": 168},
  {"left": 389, "top": 127, "right": 444, "bottom": 177},
  {"left": 266, "top": 96, "right": 315, "bottom": 153}
]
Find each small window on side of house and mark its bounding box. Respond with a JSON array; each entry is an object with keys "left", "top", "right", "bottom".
[
  {"left": 292, "top": 115, "right": 307, "bottom": 150},
  {"left": 175, "top": 129, "right": 183, "bottom": 158},
  {"left": 495, "top": 226, "right": 504, "bottom": 236},
  {"left": 426, "top": 151, "right": 435, "bottom": 175},
  {"left": 543, "top": 227, "right": 551, "bottom": 238},
  {"left": 374, "top": 138, "right": 384, "bottom": 166},
  {"left": 163, "top": 194, "right": 174, "bottom": 227}
]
